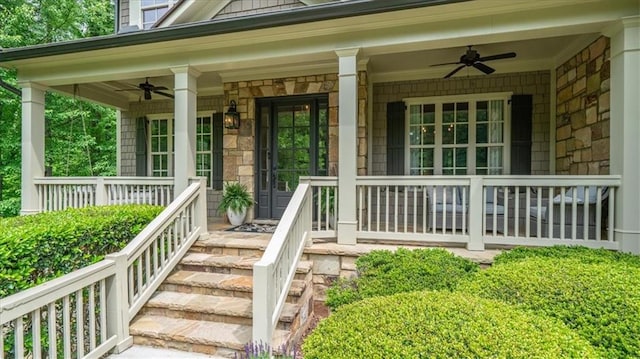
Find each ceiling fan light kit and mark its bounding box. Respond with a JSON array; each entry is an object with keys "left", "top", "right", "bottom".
[{"left": 431, "top": 46, "right": 517, "bottom": 78}]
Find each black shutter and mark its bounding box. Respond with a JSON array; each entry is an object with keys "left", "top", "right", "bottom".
[
  {"left": 212, "top": 113, "right": 223, "bottom": 190},
  {"left": 510, "top": 95, "right": 533, "bottom": 175},
  {"left": 135, "top": 117, "right": 147, "bottom": 176},
  {"left": 386, "top": 101, "right": 406, "bottom": 175}
]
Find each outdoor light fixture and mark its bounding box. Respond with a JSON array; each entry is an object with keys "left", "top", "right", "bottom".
[{"left": 224, "top": 100, "right": 240, "bottom": 129}]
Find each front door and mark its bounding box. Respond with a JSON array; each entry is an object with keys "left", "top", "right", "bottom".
[{"left": 256, "top": 95, "right": 328, "bottom": 219}]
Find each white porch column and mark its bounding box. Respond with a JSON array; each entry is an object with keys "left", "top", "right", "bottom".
[
  {"left": 171, "top": 66, "right": 200, "bottom": 195},
  {"left": 608, "top": 17, "right": 640, "bottom": 253},
  {"left": 336, "top": 48, "right": 359, "bottom": 245},
  {"left": 20, "top": 82, "right": 46, "bottom": 215}
]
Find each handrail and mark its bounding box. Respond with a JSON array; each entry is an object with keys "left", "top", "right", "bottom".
[
  {"left": 0, "top": 260, "right": 120, "bottom": 359},
  {"left": 253, "top": 183, "right": 312, "bottom": 347},
  {"left": 33, "top": 177, "right": 174, "bottom": 185},
  {"left": 33, "top": 176, "right": 175, "bottom": 212},
  {"left": 123, "top": 181, "right": 206, "bottom": 318},
  {"left": 1, "top": 177, "right": 208, "bottom": 358},
  {"left": 1, "top": 260, "right": 115, "bottom": 321}
]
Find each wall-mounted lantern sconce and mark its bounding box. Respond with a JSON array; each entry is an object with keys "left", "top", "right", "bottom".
[{"left": 224, "top": 100, "right": 240, "bottom": 129}]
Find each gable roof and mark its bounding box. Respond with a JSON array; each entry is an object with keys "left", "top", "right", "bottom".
[
  {"left": 154, "top": 0, "right": 342, "bottom": 28},
  {"left": 0, "top": 0, "right": 465, "bottom": 63}
]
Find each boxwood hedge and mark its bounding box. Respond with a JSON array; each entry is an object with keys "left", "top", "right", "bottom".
[
  {"left": 493, "top": 245, "right": 640, "bottom": 267},
  {"left": 0, "top": 205, "right": 163, "bottom": 297},
  {"left": 459, "top": 258, "right": 640, "bottom": 358},
  {"left": 304, "top": 291, "right": 597, "bottom": 358},
  {"left": 325, "top": 248, "right": 478, "bottom": 309}
]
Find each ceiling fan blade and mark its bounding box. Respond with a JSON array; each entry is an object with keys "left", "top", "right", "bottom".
[
  {"left": 153, "top": 90, "right": 175, "bottom": 99},
  {"left": 431, "top": 61, "right": 462, "bottom": 67},
  {"left": 478, "top": 52, "right": 516, "bottom": 62},
  {"left": 444, "top": 65, "right": 466, "bottom": 79},
  {"left": 153, "top": 86, "right": 169, "bottom": 91},
  {"left": 473, "top": 62, "right": 495, "bottom": 75}
]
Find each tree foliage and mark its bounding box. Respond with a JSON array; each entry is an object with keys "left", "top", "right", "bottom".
[{"left": 0, "top": 0, "right": 116, "bottom": 210}]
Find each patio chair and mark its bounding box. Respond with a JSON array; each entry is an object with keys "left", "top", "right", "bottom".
[
  {"left": 427, "top": 185, "right": 466, "bottom": 232},
  {"left": 529, "top": 186, "right": 609, "bottom": 239},
  {"left": 483, "top": 186, "right": 506, "bottom": 233}
]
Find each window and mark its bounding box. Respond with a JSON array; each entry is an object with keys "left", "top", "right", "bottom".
[
  {"left": 196, "top": 115, "right": 213, "bottom": 187},
  {"left": 140, "top": 0, "right": 177, "bottom": 29},
  {"left": 149, "top": 117, "right": 173, "bottom": 177},
  {"left": 405, "top": 93, "right": 510, "bottom": 175},
  {"left": 147, "top": 113, "right": 222, "bottom": 189}
]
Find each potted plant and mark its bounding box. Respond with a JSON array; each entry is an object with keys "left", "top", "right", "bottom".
[{"left": 218, "top": 182, "right": 254, "bottom": 226}]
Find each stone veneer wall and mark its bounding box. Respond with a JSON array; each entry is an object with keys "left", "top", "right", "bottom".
[
  {"left": 119, "top": 95, "right": 224, "bottom": 217},
  {"left": 223, "top": 72, "right": 368, "bottom": 220},
  {"left": 372, "top": 71, "right": 551, "bottom": 175},
  {"left": 555, "top": 36, "right": 610, "bottom": 175}
]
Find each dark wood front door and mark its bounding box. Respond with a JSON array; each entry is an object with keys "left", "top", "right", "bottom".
[{"left": 256, "top": 95, "right": 328, "bottom": 219}]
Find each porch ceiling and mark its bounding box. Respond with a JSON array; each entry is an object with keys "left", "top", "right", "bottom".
[{"left": 2, "top": 0, "right": 635, "bottom": 108}]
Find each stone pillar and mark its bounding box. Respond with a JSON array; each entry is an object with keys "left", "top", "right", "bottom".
[
  {"left": 608, "top": 17, "right": 640, "bottom": 253},
  {"left": 172, "top": 66, "right": 200, "bottom": 194},
  {"left": 20, "top": 82, "right": 46, "bottom": 215},
  {"left": 336, "top": 49, "right": 360, "bottom": 245}
]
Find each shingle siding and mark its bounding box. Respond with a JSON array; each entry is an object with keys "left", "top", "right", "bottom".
[
  {"left": 119, "top": 95, "right": 225, "bottom": 216},
  {"left": 372, "top": 71, "right": 551, "bottom": 175}
]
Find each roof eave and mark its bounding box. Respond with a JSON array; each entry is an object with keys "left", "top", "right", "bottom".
[{"left": 0, "top": 0, "right": 468, "bottom": 63}]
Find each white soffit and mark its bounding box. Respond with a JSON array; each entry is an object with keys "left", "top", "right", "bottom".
[
  {"left": 10, "top": 0, "right": 637, "bottom": 86},
  {"left": 156, "top": 0, "right": 232, "bottom": 28}
]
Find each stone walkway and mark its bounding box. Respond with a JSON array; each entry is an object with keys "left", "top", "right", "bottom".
[{"left": 109, "top": 345, "right": 225, "bottom": 358}]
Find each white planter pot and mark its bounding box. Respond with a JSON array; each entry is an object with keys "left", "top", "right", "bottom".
[{"left": 227, "top": 208, "right": 247, "bottom": 226}]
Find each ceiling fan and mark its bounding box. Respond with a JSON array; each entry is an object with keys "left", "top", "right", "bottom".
[
  {"left": 431, "top": 46, "right": 516, "bottom": 79},
  {"left": 116, "top": 78, "right": 174, "bottom": 100}
]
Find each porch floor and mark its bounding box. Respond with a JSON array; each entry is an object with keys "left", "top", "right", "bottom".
[{"left": 204, "top": 217, "right": 501, "bottom": 265}]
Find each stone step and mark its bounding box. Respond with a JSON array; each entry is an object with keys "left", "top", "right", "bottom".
[
  {"left": 141, "top": 291, "right": 298, "bottom": 330},
  {"left": 190, "top": 233, "right": 271, "bottom": 257},
  {"left": 130, "top": 315, "right": 289, "bottom": 358},
  {"left": 178, "top": 252, "right": 312, "bottom": 279},
  {"left": 160, "top": 271, "right": 307, "bottom": 303}
]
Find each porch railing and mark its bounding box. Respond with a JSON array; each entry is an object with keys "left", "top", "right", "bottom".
[
  {"left": 34, "top": 177, "right": 174, "bottom": 212},
  {"left": 253, "top": 182, "right": 312, "bottom": 348},
  {"left": 1, "top": 178, "right": 207, "bottom": 359},
  {"left": 307, "top": 176, "right": 338, "bottom": 238},
  {"left": 354, "top": 175, "right": 621, "bottom": 250}
]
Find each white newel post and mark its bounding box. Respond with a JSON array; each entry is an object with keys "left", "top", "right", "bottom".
[
  {"left": 336, "top": 48, "right": 360, "bottom": 245},
  {"left": 608, "top": 17, "right": 640, "bottom": 254},
  {"left": 195, "top": 177, "right": 208, "bottom": 236},
  {"left": 104, "top": 253, "right": 132, "bottom": 352},
  {"left": 172, "top": 66, "right": 200, "bottom": 195},
  {"left": 252, "top": 261, "right": 272, "bottom": 347},
  {"left": 20, "top": 83, "right": 46, "bottom": 215}
]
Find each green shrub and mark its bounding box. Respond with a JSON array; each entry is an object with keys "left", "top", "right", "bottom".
[
  {"left": 0, "top": 197, "right": 20, "bottom": 218},
  {"left": 0, "top": 205, "right": 163, "bottom": 297},
  {"left": 458, "top": 258, "right": 640, "bottom": 357},
  {"left": 304, "top": 291, "right": 596, "bottom": 359},
  {"left": 325, "top": 248, "right": 478, "bottom": 310},
  {"left": 494, "top": 245, "right": 640, "bottom": 267}
]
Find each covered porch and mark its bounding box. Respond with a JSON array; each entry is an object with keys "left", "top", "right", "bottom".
[{"left": 5, "top": 0, "right": 638, "bottom": 253}]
